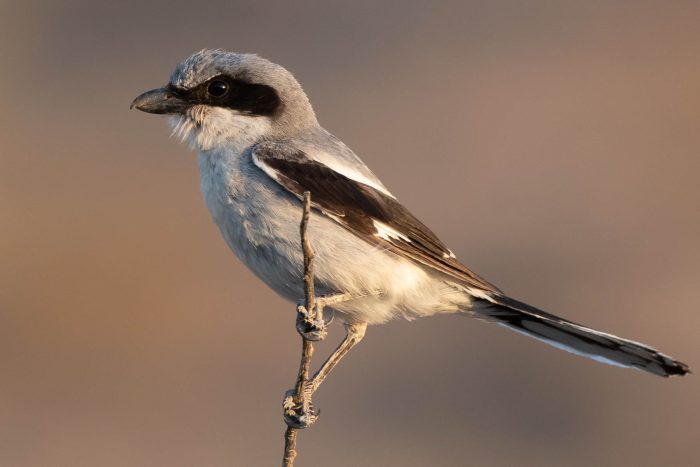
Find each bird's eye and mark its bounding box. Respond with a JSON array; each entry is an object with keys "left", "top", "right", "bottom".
[{"left": 207, "top": 80, "right": 229, "bottom": 97}]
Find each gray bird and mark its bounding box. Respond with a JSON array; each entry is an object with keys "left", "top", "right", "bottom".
[{"left": 131, "top": 49, "right": 688, "bottom": 397}]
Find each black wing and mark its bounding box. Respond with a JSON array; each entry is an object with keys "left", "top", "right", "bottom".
[{"left": 252, "top": 141, "right": 500, "bottom": 293}]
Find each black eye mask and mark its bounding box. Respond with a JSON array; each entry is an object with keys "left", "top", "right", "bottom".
[{"left": 169, "top": 75, "right": 281, "bottom": 117}]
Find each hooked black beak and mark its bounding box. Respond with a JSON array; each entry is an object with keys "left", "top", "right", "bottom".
[{"left": 130, "top": 86, "right": 189, "bottom": 114}]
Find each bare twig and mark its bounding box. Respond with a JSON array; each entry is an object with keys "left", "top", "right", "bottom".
[
  {"left": 282, "top": 423, "right": 300, "bottom": 467},
  {"left": 300, "top": 192, "right": 316, "bottom": 316},
  {"left": 282, "top": 191, "right": 317, "bottom": 467}
]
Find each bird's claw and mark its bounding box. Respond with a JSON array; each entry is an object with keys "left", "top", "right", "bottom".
[
  {"left": 295, "top": 305, "right": 331, "bottom": 341},
  {"left": 283, "top": 388, "right": 319, "bottom": 429}
]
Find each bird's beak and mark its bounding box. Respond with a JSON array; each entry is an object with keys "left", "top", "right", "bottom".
[{"left": 130, "top": 86, "right": 189, "bottom": 114}]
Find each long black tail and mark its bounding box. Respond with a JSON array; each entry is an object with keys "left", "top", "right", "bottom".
[{"left": 471, "top": 293, "right": 689, "bottom": 377}]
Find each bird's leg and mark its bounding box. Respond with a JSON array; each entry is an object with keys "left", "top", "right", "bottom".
[
  {"left": 283, "top": 293, "right": 354, "bottom": 429},
  {"left": 283, "top": 321, "right": 368, "bottom": 429},
  {"left": 303, "top": 322, "right": 367, "bottom": 398},
  {"left": 285, "top": 290, "right": 375, "bottom": 428},
  {"left": 295, "top": 292, "right": 352, "bottom": 342}
]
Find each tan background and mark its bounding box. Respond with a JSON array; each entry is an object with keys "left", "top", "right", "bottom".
[{"left": 1, "top": 1, "right": 699, "bottom": 466}]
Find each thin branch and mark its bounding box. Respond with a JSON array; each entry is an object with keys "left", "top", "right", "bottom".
[
  {"left": 282, "top": 424, "right": 299, "bottom": 467},
  {"left": 282, "top": 191, "right": 316, "bottom": 467},
  {"left": 301, "top": 191, "right": 316, "bottom": 315}
]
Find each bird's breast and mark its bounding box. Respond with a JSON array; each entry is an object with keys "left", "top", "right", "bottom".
[{"left": 196, "top": 147, "right": 307, "bottom": 296}]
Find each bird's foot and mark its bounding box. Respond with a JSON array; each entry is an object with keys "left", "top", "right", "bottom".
[
  {"left": 282, "top": 388, "right": 319, "bottom": 429},
  {"left": 295, "top": 305, "right": 332, "bottom": 341}
]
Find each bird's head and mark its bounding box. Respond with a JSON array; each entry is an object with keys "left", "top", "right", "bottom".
[{"left": 131, "top": 49, "right": 317, "bottom": 150}]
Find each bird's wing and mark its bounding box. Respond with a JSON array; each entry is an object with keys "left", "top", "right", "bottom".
[{"left": 252, "top": 141, "right": 501, "bottom": 293}]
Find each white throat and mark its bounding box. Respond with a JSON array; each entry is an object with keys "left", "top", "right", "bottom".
[{"left": 169, "top": 105, "right": 272, "bottom": 152}]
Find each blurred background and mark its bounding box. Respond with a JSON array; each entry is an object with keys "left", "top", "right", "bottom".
[{"left": 1, "top": 1, "right": 698, "bottom": 466}]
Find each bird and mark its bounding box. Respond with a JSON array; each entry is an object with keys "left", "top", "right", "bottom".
[{"left": 131, "top": 49, "right": 689, "bottom": 399}]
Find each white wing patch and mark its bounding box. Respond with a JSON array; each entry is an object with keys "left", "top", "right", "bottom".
[
  {"left": 308, "top": 151, "right": 395, "bottom": 199},
  {"left": 465, "top": 287, "right": 496, "bottom": 302},
  {"left": 328, "top": 165, "right": 395, "bottom": 199},
  {"left": 252, "top": 152, "right": 284, "bottom": 183},
  {"left": 443, "top": 249, "right": 456, "bottom": 259},
  {"left": 373, "top": 220, "right": 410, "bottom": 242},
  {"left": 252, "top": 150, "right": 393, "bottom": 199}
]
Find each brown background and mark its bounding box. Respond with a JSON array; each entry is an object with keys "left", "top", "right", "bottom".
[{"left": 1, "top": 1, "right": 699, "bottom": 466}]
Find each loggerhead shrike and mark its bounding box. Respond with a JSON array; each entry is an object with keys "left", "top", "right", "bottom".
[{"left": 131, "top": 49, "right": 688, "bottom": 393}]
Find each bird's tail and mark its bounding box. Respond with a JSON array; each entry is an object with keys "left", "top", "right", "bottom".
[{"left": 468, "top": 292, "right": 689, "bottom": 377}]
